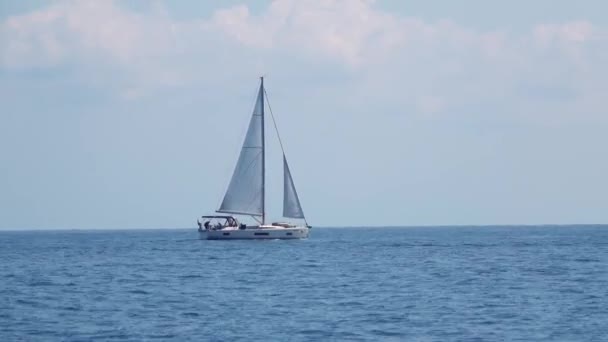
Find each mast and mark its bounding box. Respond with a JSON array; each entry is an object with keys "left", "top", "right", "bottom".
[{"left": 260, "top": 76, "right": 266, "bottom": 225}]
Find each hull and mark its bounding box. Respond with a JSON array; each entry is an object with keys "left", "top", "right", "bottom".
[{"left": 199, "top": 226, "right": 309, "bottom": 240}]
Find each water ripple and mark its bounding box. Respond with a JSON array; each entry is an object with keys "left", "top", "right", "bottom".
[{"left": 1, "top": 227, "right": 608, "bottom": 341}]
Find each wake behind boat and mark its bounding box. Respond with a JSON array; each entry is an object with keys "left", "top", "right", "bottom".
[{"left": 197, "top": 77, "right": 310, "bottom": 240}]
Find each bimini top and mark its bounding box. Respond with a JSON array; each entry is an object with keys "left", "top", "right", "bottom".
[{"left": 201, "top": 215, "right": 235, "bottom": 219}]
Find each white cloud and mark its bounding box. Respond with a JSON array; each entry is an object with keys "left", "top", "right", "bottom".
[
  {"left": 2, "top": 1, "right": 602, "bottom": 71},
  {"left": 208, "top": 0, "right": 407, "bottom": 66},
  {"left": 1, "top": 1, "right": 175, "bottom": 67},
  {"left": 534, "top": 21, "right": 594, "bottom": 44},
  {"left": 0, "top": 1, "right": 181, "bottom": 98},
  {"left": 0, "top": 0, "right": 606, "bottom": 117}
]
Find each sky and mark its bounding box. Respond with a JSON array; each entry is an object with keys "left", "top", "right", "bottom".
[{"left": 1, "top": 0, "right": 607, "bottom": 229}]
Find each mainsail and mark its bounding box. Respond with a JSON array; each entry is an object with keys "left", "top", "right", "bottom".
[
  {"left": 283, "top": 155, "right": 305, "bottom": 219},
  {"left": 217, "top": 82, "right": 265, "bottom": 216}
]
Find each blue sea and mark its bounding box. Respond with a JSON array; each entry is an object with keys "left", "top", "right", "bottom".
[{"left": 1, "top": 226, "right": 607, "bottom": 341}]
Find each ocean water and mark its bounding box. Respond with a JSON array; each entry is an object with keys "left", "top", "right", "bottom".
[{"left": 1, "top": 226, "right": 607, "bottom": 341}]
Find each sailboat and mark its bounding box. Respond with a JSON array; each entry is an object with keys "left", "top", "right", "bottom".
[{"left": 197, "top": 77, "right": 310, "bottom": 240}]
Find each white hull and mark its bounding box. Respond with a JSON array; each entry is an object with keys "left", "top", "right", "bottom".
[{"left": 199, "top": 226, "right": 309, "bottom": 240}]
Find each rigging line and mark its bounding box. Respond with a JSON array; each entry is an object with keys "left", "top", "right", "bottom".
[
  {"left": 263, "top": 87, "right": 287, "bottom": 157},
  {"left": 251, "top": 215, "right": 262, "bottom": 225},
  {"left": 264, "top": 86, "right": 309, "bottom": 227}
]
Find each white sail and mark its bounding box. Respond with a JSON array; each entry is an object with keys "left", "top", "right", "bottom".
[
  {"left": 283, "top": 155, "right": 305, "bottom": 219},
  {"left": 217, "top": 83, "right": 264, "bottom": 216}
]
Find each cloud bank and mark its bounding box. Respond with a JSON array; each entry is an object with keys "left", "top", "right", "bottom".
[{"left": 1, "top": 0, "right": 605, "bottom": 119}]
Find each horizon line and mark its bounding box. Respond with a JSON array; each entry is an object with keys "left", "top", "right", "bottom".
[{"left": 1, "top": 223, "right": 608, "bottom": 232}]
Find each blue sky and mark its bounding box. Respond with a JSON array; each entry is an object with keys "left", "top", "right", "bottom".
[{"left": 1, "top": 0, "right": 607, "bottom": 229}]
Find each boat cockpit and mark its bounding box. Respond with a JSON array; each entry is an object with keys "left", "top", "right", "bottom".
[{"left": 197, "top": 215, "right": 241, "bottom": 231}]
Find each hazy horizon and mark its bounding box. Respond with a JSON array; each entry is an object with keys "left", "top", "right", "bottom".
[
  {"left": 2, "top": 0, "right": 607, "bottom": 229},
  {"left": 3, "top": 224, "right": 608, "bottom": 232}
]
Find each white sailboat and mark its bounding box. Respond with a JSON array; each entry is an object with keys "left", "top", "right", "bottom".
[{"left": 197, "top": 77, "right": 310, "bottom": 240}]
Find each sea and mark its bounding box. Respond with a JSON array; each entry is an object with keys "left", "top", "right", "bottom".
[{"left": 1, "top": 226, "right": 607, "bottom": 341}]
